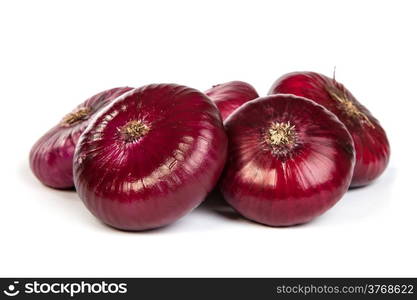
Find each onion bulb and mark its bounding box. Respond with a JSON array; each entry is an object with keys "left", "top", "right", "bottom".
[
  {"left": 269, "top": 72, "right": 390, "bottom": 187},
  {"left": 220, "top": 94, "right": 355, "bottom": 226},
  {"left": 29, "top": 87, "right": 133, "bottom": 189},
  {"left": 73, "top": 84, "right": 227, "bottom": 231},
  {"left": 205, "top": 81, "right": 259, "bottom": 121}
]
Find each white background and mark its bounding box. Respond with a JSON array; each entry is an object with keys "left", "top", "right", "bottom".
[{"left": 1, "top": 0, "right": 416, "bottom": 277}]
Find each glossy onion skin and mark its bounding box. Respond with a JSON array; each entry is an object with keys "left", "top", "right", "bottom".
[
  {"left": 73, "top": 84, "right": 228, "bottom": 231},
  {"left": 220, "top": 95, "right": 355, "bottom": 226},
  {"left": 30, "top": 87, "right": 133, "bottom": 189},
  {"left": 205, "top": 81, "right": 259, "bottom": 121},
  {"left": 269, "top": 72, "right": 390, "bottom": 187}
]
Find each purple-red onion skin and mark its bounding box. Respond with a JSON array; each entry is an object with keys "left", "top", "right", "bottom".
[
  {"left": 73, "top": 84, "right": 228, "bottom": 231},
  {"left": 205, "top": 81, "right": 259, "bottom": 121},
  {"left": 220, "top": 95, "right": 355, "bottom": 226},
  {"left": 29, "top": 87, "right": 133, "bottom": 189},
  {"left": 269, "top": 72, "right": 390, "bottom": 187}
]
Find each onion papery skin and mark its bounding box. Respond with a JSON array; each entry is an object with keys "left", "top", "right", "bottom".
[
  {"left": 269, "top": 72, "right": 390, "bottom": 187},
  {"left": 73, "top": 84, "right": 228, "bottom": 231},
  {"left": 30, "top": 87, "right": 133, "bottom": 189},
  {"left": 205, "top": 81, "right": 259, "bottom": 121},
  {"left": 220, "top": 95, "right": 355, "bottom": 226}
]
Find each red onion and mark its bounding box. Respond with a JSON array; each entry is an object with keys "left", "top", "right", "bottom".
[
  {"left": 30, "top": 87, "right": 133, "bottom": 189},
  {"left": 220, "top": 94, "right": 355, "bottom": 226},
  {"left": 269, "top": 72, "right": 390, "bottom": 187},
  {"left": 73, "top": 84, "right": 227, "bottom": 231},
  {"left": 205, "top": 81, "right": 259, "bottom": 121}
]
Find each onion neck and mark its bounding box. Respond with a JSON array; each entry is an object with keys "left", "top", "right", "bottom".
[
  {"left": 121, "top": 120, "right": 150, "bottom": 142},
  {"left": 326, "top": 86, "right": 374, "bottom": 128},
  {"left": 266, "top": 121, "right": 297, "bottom": 156},
  {"left": 61, "top": 107, "right": 91, "bottom": 126}
]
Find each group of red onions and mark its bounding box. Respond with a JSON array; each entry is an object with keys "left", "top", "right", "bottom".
[{"left": 30, "top": 72, "right": 390, "bottom": 230}]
